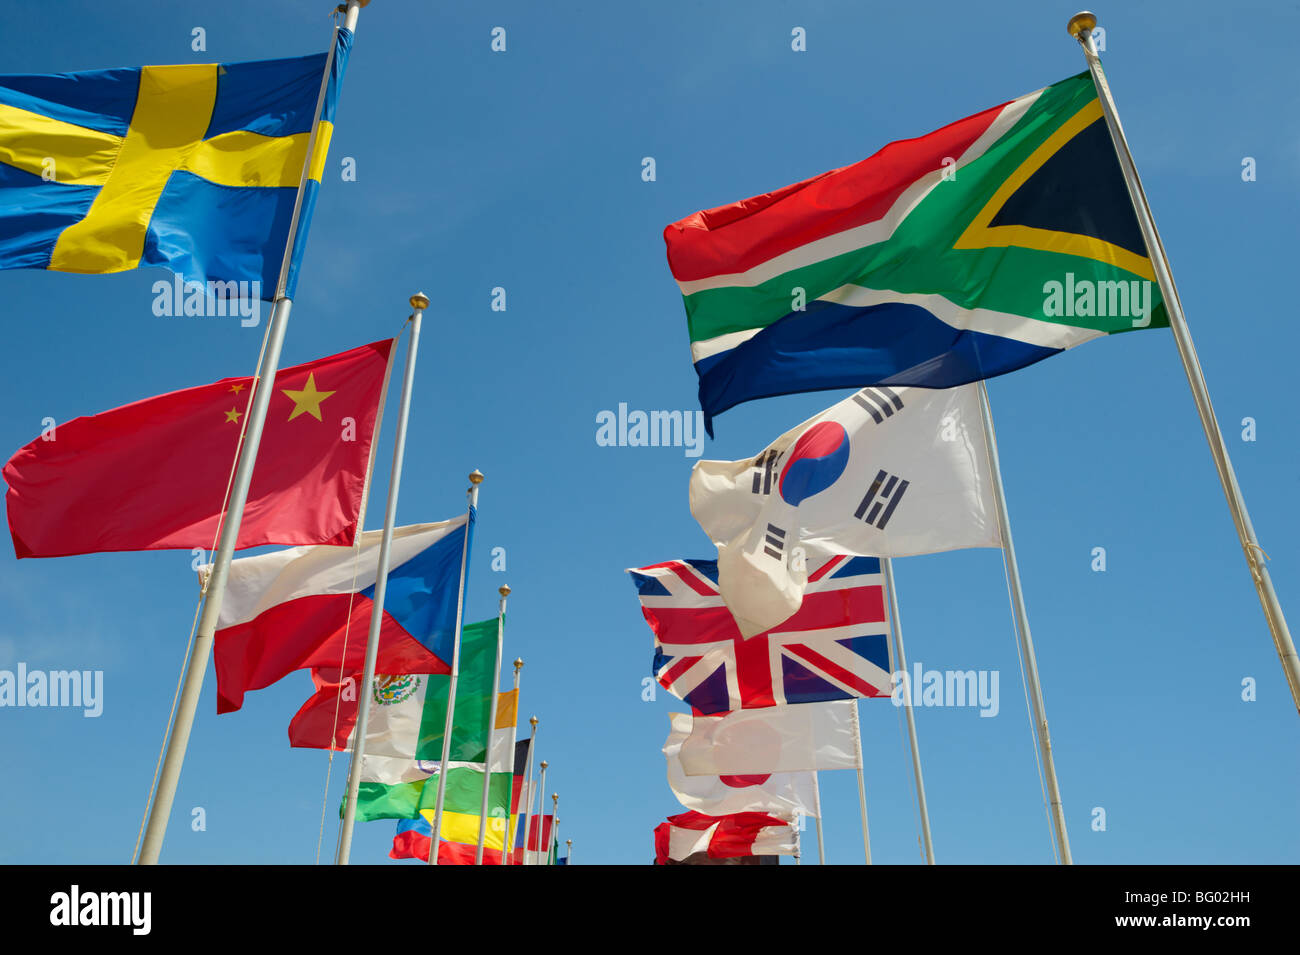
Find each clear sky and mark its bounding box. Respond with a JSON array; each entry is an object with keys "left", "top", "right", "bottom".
[{"left": 1, "top": 0, "right": 1296, "bottom": 866}]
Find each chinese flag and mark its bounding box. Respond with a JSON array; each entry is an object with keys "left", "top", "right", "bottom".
[{"left": 3, "top": 340, "right": 394, "bottom": 558}]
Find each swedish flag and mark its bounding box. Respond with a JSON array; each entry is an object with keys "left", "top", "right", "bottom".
[{"left": 0, "top": 28, "right": 351, "bottom": 301}]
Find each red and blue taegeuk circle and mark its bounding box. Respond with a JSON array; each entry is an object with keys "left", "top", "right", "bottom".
[{"left": 778, "top": 421, "right": 850, "bottom": 506}]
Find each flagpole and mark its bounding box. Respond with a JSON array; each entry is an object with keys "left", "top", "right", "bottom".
[
  {"left": 516, "top": 716, "right": 537, "bottom": 866},
  {"left": 427, "top": 469, "right": 484, "bottom": 865},
  {"left": 136, "top": 1, "right": 364, "bottom": 865},
  {"left": 811, "top": 772, "right": 826, "bottom": 865},
  {"left": 1068, "top": 12, "right": 1300, "bottom": 713},
  {"left": 550, "top": 793, "right": 560, "bottom": 865},
  {"left": 881, "top": 558, "right": 936, "bottom": 864},
  {"left": 852, "top": 701, "right": 871, "bottom": 864},
  {"left": 565, "top": 838, "right": 572, "bottom": 864},
  {"left": 530, "top": 760, "right": 548, "bottom": 865},
  {"left": 334, "top": 293, "right": 427, "bottom": 865},
  {"left": 977, "top": 380, "right": 1072, "bottom": 864},
  {"left": 475, "top": 585, "right": 510, "bottom": 864},
  {"left": 500, "top": 657, "right": 523, "bottom": 865}
]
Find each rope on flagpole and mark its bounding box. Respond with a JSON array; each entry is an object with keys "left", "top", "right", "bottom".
[
  {"left": 892, "top": 670, "right": 925, "bottom": 863},
  {"left": 130, "top": 292, "right": 280, "bottom": 864},
  {"left": 978, "top": 383, "right": 1060, "bottom": 864},
  {"left": 995, "top": 530, "right": 1059, "bottom": 864},
  {"left": 311, "top": 314, "right": 411, "bottom": 864}
]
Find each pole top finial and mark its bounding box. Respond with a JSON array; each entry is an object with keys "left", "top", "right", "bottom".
[
  {"left": 566, "top": 839, "right": 572, "bottom": 847},
  {"left": 499, "top": 584, "right": 511, "bottom": 597},
  {"left": 540, "top": 760, "right": 548, "bottom": 769},
  {"left": 468, "top": 469, "right": 484, "bottom": 485},
  {"left": 529, "top": 715, "right": 538, "bottom": 726},
  {"left": 551, "top": 793, "right": 558, "bottom": 802},
  {"left": 409, "top": 292, "right": 430, "bottom": 310},
  {"left": 1067, "top": 11, "right": 1097, "bottom": 39},
  {"left": 513, "top": 657, "right": 524, "bottom": 670}
]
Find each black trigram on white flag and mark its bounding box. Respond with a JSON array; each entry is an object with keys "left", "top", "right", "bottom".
[
  {"left": 855, "top": 469, "right": 909, "bottom": 530},
  {"left": 762, "top": 523, "right": 787, "bottom": 560},
  {"left": 750, "top": 448, "right": 780, "bottom": 495},
  {"left": 852, "top": 387, "right": 904, "bottom": 423}
]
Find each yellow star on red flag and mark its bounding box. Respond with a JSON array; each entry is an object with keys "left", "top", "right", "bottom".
[{"left": 282, "top": 373, "right": 335, "bottom": 422}]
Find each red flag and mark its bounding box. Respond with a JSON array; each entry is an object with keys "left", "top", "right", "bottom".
[
  {"left": 3, "top": 340, "right": 394, "bottom": 558},
  {"left": 654, "top": 811, "right": 796, "bottom": 864},
  {"left": 288, "top": 667, "right": 359, "bottom": 750}
]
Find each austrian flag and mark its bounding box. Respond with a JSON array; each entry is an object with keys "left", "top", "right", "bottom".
[{"left": 628, "top": 551, "right": 892, "bottom": 715}]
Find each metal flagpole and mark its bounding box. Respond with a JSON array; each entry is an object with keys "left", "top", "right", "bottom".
[
  {"left": 977, "top": 381, "right": 1072, "bottom": 864},
  {"left": 549, "top": 793, "right": 559, "bottom": 866},
  {"left": 529, "top": 761, "right": 548, "bottom": 865},
  {"left": 499, "top": 657, "right": 523, "bottom": 865},
  {"left": 1068, "top": 11, "right": 1300, "bottom": 712},
  {"left": 515, "top": 716, "right": 537, "bottom": 866},
  {"left": 426, "top": 470, "right": 484, "bottom": 865},
  {"left": 136, "top": 0, "right": 365, "bottom": 865},
  {"left": 812, "top": 772, "right": 826, "bottom": 865},
  {"left": 334, "top": 294, "right": 427, "bottom": 865},
  {"left": 474, "top": 585, "right": 510, "bottom": 864},
  {"left": 565, "top": 838, "right": 572, "bottom": 864},
  {"left": 852, "top": 701, "right": 871, "bottom": 864},
  {"left": 881, "top": 558, "right": 936, "bottom": 864}
]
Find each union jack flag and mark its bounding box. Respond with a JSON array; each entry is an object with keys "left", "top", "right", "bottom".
[{"left": 628, "top": 553, "right": 892, "bottom": 714}]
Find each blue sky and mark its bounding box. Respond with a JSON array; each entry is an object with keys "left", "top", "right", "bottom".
[{"left": 1, "top": 0, "right": 1297, "bottom": 865}]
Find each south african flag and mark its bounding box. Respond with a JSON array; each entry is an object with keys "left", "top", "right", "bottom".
[{"left": 664, "top": 72, "right": 1165, "bottom": 435}]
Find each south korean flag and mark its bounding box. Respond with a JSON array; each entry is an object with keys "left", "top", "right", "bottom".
[{"left": 691, "top": 384, "right": 1000, "bottom": 637}]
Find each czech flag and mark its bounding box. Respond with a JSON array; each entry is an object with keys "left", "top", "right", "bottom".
[{"left": 209, "top": 515, "right": 471, "bottom": 713}]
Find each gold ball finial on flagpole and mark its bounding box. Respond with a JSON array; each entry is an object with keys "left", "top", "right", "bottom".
[
  {"left": 409, "top": 292, "right": 429, "bottom": 310},
  {"left": 469, "top": 469, "right": 484, "bottom": 485},
  {"left": 1067, "top": 11, "right": 1097, "bottom": 39},
  {"left": 529, "top": 715, "right": 538, "bottom": 727},
  {"left": 540, "top": 760, "right": 548, "bottom": 770},
  {"left": 499, "top": 584, "right": 511, "bottom": 598},
  {"left": 513, "top": 657, "right": 524, "bottom": 672}
]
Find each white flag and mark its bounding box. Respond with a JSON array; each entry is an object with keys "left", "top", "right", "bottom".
[
  {"left": 690, "top": 383, "right": 998, "bottom": 636},
  {"left": 663, "top": 713, "right": 819, "bottom": 817},
  {"left": 678, "top": 701, "right": 861, "bottom": 776}
]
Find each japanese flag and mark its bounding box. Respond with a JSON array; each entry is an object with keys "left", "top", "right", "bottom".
[{"left": 664, "top": 713, "right": 819, "bottom": 817}]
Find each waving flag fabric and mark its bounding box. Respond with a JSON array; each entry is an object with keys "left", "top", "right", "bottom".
[
  {"left": 677, "top": 701, "right": 861, "bottom": 776},
  {"left": 390, "top": 816, "right": 517, "bottom": 865},
  {"left": 0, "top": 29, "right": 352, "bottom": 299},
  {"left": 348, "top": 688, "right": 517, "bottom": 837},
  {"left": 664, "top": 712, "right": 818, "bottom": 817},
  {"left": 663, "top": 72, "right": 1164, "bottom": 433},
  {"left": 654, "top": 811, "right": 796, "bottom": 864},
  {"left": 628, "top": 552, "right": 891, "bottom": 714},
  {"left": 287, "top": 618, "right": 500, "bottom": 755},
  {"left": 691, "top": 383, "right": 997, "bottom": 636},
  {"left": 209, "top": 517, "right": 470, "bottom": 713},
  {"left": 522, "top": 814, "right": 556, "bottom": 866},
  {"left": 4, "top": 340, "right": 393, "bottom": 559},
  {"left": 351, "top": 756, "right": 512, "bottom": 841}
]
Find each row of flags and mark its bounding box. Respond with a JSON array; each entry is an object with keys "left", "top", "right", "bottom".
[
  {"left": 632, "top": 21, "right": 1293, "bottom": 863},
  {"left": 0, "top": 6, "right": 580, "bottom": 864},
  {"left": 0, "top": 9, "right": 1289, "bottom": 862}
]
